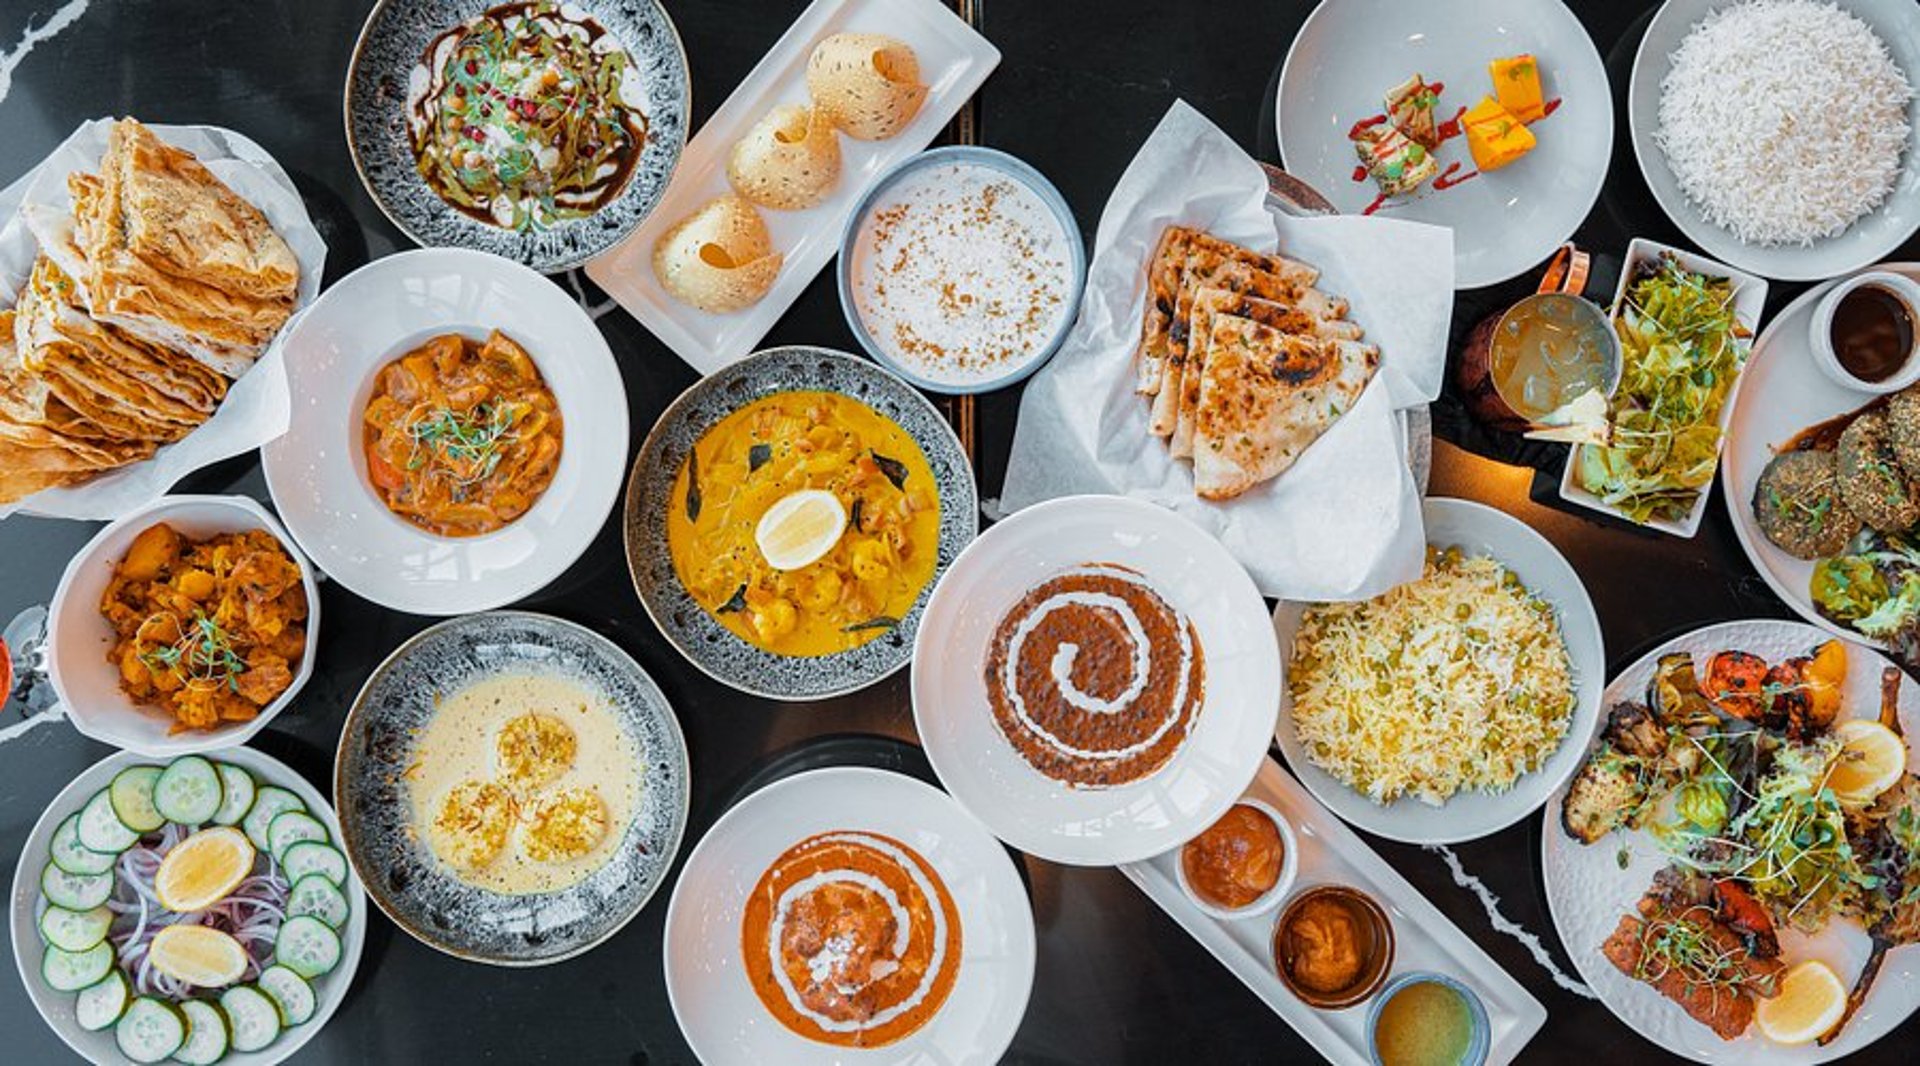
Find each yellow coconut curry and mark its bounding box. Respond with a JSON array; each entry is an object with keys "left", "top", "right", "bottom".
[
  {"left": 362, "top": 330, "right": 563, "bottom": 538},
  {"left": 667, "top": 391, "right": 941, "bottom": 656}
]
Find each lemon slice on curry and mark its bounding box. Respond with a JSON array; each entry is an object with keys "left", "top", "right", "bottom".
[
  {"left": 155, "top": 826, "right": 255, "bottom": 913},
  {"left": 755, "top": 490, "right": 847, "bottom": 571},
  {"left": 149, "top": 924, "right": 250, "bottom": 987},
  {"left": 1828, "top": 719, "right": 1907, "bottom": 807}
]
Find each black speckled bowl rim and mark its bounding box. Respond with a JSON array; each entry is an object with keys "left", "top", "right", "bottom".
[
  {"left": 333, "top": 610, "right": 691, "bottom": 967},
  {"left": 625, "top": 346, "right": 979, "bottom": 702},
  {"left": 343, "top": 0, "right": 689, "bottom": 274}
]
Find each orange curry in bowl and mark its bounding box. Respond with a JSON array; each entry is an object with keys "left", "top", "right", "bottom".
[{"left": 362, "top": 329, "right": 563, "bottom": 537}]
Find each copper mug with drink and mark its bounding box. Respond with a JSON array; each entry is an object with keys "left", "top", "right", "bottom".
[{"left": 1458, "top": 244, "right": 1620, "bottom": 436}]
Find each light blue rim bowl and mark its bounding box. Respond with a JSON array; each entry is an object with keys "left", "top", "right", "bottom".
[
  {"left": 1364, "top": 971, "right": 1491, "bottom": 1066},
  {"left": 836, "top": 145, "right": 1086, "bottom": 396}
]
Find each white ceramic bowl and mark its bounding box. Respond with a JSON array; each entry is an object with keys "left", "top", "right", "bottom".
[
  {"left": 1276, "top": 0, "right": 1613, "bottom": 289},
  {"left": 10, "top": 746, "right": 367, "bottom": 1066},
  {"left": 912, "top": 494, "right": 1281, "bottom": 866},
  {"left": 662, "top": 766, "right": 1035, "bottom": 1065},
  {"left": 47, "top": 494, "right": 320, "bottom": 757},
  {"left": 261, "top": 247, "right": 629, "bottom": 615},
  {"left": 1628, "top": 0, "right": 1920, "bottom": 282},
  {"left": 1170, "top": 796, "right": 1299, "bottom": 923},
  {"left": 1274, "top": 497, "right": 1605, "bottom": 845},
  {"left": 1808, "top": 270, "right": 1920, "bottom": 394}
]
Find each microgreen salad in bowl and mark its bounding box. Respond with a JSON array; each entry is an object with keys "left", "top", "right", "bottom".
[{"left": 11, "top": 748, "right": 364, "bottom": 1065}]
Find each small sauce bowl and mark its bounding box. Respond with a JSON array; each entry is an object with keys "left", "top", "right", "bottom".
[
  {"left": 1367, "top": 971, "right": 1490, "bottom": 1066},
  {"left": 1272, "top": 883, "right": 1395, "bottom": 1010},
  {"left": 1809, "top": 271, "right": 1920, "bottom": 394},
  {"left": 1173, "top": 797, "right": 1298, "bottom": 922}
]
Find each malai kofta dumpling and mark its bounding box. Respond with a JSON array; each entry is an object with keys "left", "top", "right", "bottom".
[
  {"left": 495, "top": 712, "right": 578, "bottom": 789},
  {"left": 431, "top": 779, "right": 516, "bottom": 871},
  {"left": 522, "top": 786, "right": 610, "bottom": 863},
  {"left": 667, "top": 390, "right": 941, "bottom": 656}
]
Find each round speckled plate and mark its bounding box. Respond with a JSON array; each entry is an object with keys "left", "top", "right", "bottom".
[
  {"left": 625, "top": 346, "right": 979, "bottom": 701},
  {"left": 344, "top": 0, "right": 689, "bottom": 273},
  {"left": 334, "top": 611, "right": 689, "bottom": 966}
]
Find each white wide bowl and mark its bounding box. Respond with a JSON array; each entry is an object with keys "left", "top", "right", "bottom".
[
  {"left": 11, "top": 746, "right": 368, "bottom": 1066},
  {"left": 662, "top": 766, "right": 1035, "bottom": 1066},
  {"left": 47, "top": 494, "right": 320, "bottom": 757},
  {"left": 912, "top": 494, "right": 1281, "bottom": 866},
  {"left": 261, "top": 247, "right": 629, "bottom": 615},
  {"left": 1628, "top": 0, "right": 1920, "bottom": 282},
  {"left": 1170, "top": 796, "right": 1299, "bottom": 923},
  {"left": 1276, "top": 0, "right": 1613, "bottom": 289},
  {"left": 1274, "top": 497, "right": 1605, "bottom": 844}
]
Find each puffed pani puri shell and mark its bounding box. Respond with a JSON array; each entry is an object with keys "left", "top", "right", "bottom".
[
  {"left": 806, "top": 33, "right": 929, "bottom": 141},
  {"left": 727, "top": 104, "right": 843, "bottom": 211},
  {"left": 652, "top": 195, "right": 784, "bottom": 313}
]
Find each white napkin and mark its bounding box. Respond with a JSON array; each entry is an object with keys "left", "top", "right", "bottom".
[
  {"left": 0, "top": 119, "right": 328, "bottom": 521},
  {"left": 1001, "top": 100, "right": 1454, "bottom": 601}
]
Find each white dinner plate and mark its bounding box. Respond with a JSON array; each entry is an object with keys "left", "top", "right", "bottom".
[
  {"left": 662, "top": 766, "right": 1034, "bottom": 1065},
  {"left": 1276, "top": 0, "right": 1612, "bottom": 289},
  {"left": 912, "top": 495, "right": 1281, "bottom": 866},
  {"left": 1718, "top": 263, "right": 1920, "bottom": 649},
  {"left": 1273, "top": 497, "right": 1605, "bottom": 844},
  {"left": 1540, "top": 620, "right": 1920, "bottom": 1063},
  {"left": 261, "top": 248, "right": 628, "bottom": 616},
  {"left": 1628, "top": 0, "right": 1920, "bottom": 282}
]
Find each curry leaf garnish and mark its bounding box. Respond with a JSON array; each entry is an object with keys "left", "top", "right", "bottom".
[
  {"left": 842, "top": 615, "right": 900, "bottom": 634},
  {"left": 870, "top": 451, "right": 909, "bottom": 491},
  {"left": 748, "top": 443, "right": 772, "bottom": 472},
  {"left": 685, "top": 446, "right": 703, "bottom": 522},
  {"left": 716, "top": 584, "right": 747, "bottom": 614},
  {"left": 849, "top": 497, "right": 865, "bottom": 534}
]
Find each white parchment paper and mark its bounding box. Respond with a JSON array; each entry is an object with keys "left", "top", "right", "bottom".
[
  {"left": 0, "top": 119, "right": 327, "bottom": 520},
  {"left": 1001, "top": 101, "right": 1454, "bottom": 601}
]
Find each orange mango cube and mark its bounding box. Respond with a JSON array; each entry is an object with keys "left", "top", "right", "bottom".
[
  {"left": 1489, "top": 54, "right": 1547, "bottom": 123},
  {"left": 1462, "top": 96, "right": 1536, "bottom": 171}
]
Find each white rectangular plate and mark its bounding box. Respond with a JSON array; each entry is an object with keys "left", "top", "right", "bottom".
[
  {"left": 1119, "top": 757, "right": 1547, "bottom": 1066},
  {"left": 585, "top": 0, "right": 1000, "bottom": 374}
]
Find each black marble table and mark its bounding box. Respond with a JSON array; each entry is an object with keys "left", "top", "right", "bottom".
[{"left": 0, "top": 0, "right": 1913, "bottom": 1062}]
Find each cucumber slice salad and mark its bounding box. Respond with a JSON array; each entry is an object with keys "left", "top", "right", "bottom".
[{"left": 31, "top": 755, "right": 354, "bottom": 1058}]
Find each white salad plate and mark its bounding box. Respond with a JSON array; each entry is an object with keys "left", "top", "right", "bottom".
[
  {"left": 661, "top": 766, "right": 1035, "bottom": 1066},
  {"left": 261, "top": 247, "right": 628, "bottom": 616},
  {"left": 1274, "top": 497, "right": 1605, "bottom": 844},
  {"left": 1276, "top": 0, "right": 1612, "bottom": 289},
  {"left": 912, "top": 494, "right": 1281, "bottom": 866},
  {"left": 1122, "top": 757, "right": 1547, "bottom": 1066},
  {"left": 1719, "top": 263, "right": 1920, "bottom": 648},
  {"left": 1628, "top": 0, "right": 1920, "bottom": 282},
  {"left": 585, "top": 0, "right": 1001, "bottom": 374},
  {"left": 1540, "top": 619, "right": 1920, "bottom": 1064},
  {"left": 10, "top": 746, "right": 367, "bottom": 1066}
]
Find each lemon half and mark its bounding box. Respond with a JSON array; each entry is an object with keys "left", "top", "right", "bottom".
[
  {"left": 155, "top": 826, "right": 256, "bottom": 913},
  {"left": 755, "top": 490, "right": 847, "bottom": 571},
  {"left": 1755, "top": 960, "right": 1847, "bottom": 1045},
  {"left": 1828, "top": 720, "right": 1907, "bottom": 807},
  {"left": 149, "top": 924, "right": 250, "bottom": 988}
]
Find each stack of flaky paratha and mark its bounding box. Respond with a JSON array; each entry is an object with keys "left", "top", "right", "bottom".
[
  {"left": 1135, "top": 226, "right": 1379, "bottom": 501},
  {"left": 0, "top": 118, "right": 299, "bottom": 505}
]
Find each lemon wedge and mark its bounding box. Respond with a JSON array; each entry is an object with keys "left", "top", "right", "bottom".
[
  {"left": 1755, "top": 959, "right": 1846, "bottom": 1045},
  {"left": 1828, "top": 719, "right": 1907, "bottom": 807},
  {"left": 149, "top": 924, "right": 250, "bottom": 988},
  {"left": 156, "top": 826, "right": 256, "bottom": 913},
  {"left": 755, "top": 489, "right": 847, "bottom": 571}
]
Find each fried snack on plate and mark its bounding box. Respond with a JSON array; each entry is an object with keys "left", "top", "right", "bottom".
[
  {"left": 806, "top": 33, "right": 928, "bottom": 141},
  {"left": 652, "top": 195, "right": 784, "bottom": 314},
  {"left": 727, "top": 104, "right": 842, "bottom": 211}
]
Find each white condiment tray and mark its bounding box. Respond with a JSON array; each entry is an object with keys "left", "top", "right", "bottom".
[
  {"left": 1119, "top": 757, "right": 1547, "bottom": 1066},
  {"left": 585, "top": 0, "right": 1000, "bottom": 375}
]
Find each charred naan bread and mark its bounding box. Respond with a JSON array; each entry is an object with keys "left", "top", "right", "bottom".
[
  {"left": 1190, "top": 312, "right": 1379, "bottom": 501},
  {"left": 1171, "top": 287, "right": 1363, "bottom": 459},
  {"left": 1137, "top": 227, "right": 1193, "bottom": 396}
]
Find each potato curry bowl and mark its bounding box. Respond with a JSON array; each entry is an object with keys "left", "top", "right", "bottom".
[{"left": 629, "top": 347, "right": 977, "bottom": 700}]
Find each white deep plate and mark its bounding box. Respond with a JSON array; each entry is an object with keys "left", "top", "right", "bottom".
[
  {"left": 1628, "top": 0, "right": 1920, "bottom": 282},
  {"left": 1274, "top": 497, "right": 1604, "bottom": 844},
  {"left": 662, "top": 766, "right": 1034, "bottom": 1066},
  {"left": 1276, "top": 0, "right": 1612, "bottom": 289},
  {"left": 912, "top": 495, "right": 1281, "bottom": 866},
  {"left": 1719, "top": 263, "right": 1920, "bottom": 648},
  {"left": 1540, "top": 620, "right": 1920, "bottom": 1063},
  {"left": 584, "top": 0, "right": 1001, "bottom": 375},
  {"left": 261, "top": 248, "right": 628, "bottom": 616},
  {"left": 10, "top": 746, "right": 368, "bottom": 1066}
]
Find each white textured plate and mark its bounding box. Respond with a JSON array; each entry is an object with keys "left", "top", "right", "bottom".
[
  {"left": 912, "top": 495, "right": 1280, "bottom": 866},
  {"left": 1719, "top": 263, "right": 1920, "bottom": 648},
  {"left": 261, "top": 248, "right": 628, "bottom": 616},
  {"left": 1275, "top": 0, "right": 1612, "bottom": 289},
  {"left": 1274, "top": 497, "right": 1605, "bottom": 844},
  {"left": 1541, "top": 620, "right": 1920, "bottom": 1063},
  {"left": 584, "top": 0, "right": 1000, "bottom": 374},
  {"left": 10, "top": 746, "right": 367, "bottom": 1066},
  {"left": 1628, "top": 0, "right": 1920, "bottom": 282},
  {"left": 1121, "top": 757, "right": 1547, "bottom": 1066},
  {"left": 662, "top": 766, "right": 1035, "bottom": 1065}
]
